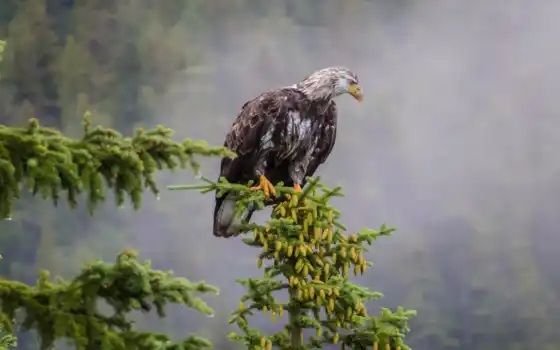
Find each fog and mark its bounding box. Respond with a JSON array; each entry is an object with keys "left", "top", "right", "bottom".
[{"left": 11, "top": 0, "right": 560, "bottom": 348}]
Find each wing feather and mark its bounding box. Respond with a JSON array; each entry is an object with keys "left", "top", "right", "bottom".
[
  {"left": 218, "top": 93, "right": 274, "bottom": 184},
  {"left": 225, "top": 101, "right": 270, "bottom": 156},
  {"left": 305, "top": 101, "right": 338, "bottom": 178},
  {"left": 213, "top": 88, "right": 309, "bottom": 236},
  {"left": 219, "top": 88, "right": 308, "bottom": 183}
]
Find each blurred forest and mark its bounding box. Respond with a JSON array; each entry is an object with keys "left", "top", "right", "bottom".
[{"left": 1, "top": 0, "right": 560, "bottom": 349}]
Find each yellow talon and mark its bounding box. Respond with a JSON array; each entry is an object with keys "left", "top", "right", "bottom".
[{"left": 249, "top": 175, "right": 277, "bottom": 197}]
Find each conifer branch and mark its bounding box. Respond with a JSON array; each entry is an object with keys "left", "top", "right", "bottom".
[
  {"left": 0, "top": 115, "right": 228, "bottom": 348},
  {"left": 0, "top": 116, "right": 234, "bottom": 219},
  {"left": 0, "top": 250, "right": 218, "bottom": 350}
]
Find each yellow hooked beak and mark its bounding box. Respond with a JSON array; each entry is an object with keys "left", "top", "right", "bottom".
[{"left": 347, "top": 83, "right": 363, "bottom": 102}]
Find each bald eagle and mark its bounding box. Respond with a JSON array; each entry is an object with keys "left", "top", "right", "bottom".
[{"left": 213, "top": 66, "right": 363, "bottom": 237}]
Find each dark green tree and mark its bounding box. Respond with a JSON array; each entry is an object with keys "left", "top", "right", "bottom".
[
  {"left": 0, "top": 116, "right": 233, "bottom": 349},
  {"left": 0, "top": 257, "right": 16, "bottom": 350},
  {"left": 172, "top": 177, "right": 416, "bottom": 349},
  {"left": 0, "top": 322, "right": 16, "bottom": 349},
  {"left": 0, "top": 114, "right": 231, "bottom": 219}
]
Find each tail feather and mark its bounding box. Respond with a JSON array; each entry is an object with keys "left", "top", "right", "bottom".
[{"left": 213, "top": 192, "right": 255, "bottom": 237}]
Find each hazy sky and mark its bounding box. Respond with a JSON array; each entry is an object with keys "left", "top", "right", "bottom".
[{"left": 71, "top": 0, "right": 560, "bottom": 346}]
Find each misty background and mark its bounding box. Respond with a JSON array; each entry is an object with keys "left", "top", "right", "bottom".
[{"left": 1, "top": 0, "right": 559, "bottom": 349}]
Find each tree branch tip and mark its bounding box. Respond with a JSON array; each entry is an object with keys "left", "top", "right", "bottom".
[{"left": 167, "top": 184, "right": 209, "bottom": 191}]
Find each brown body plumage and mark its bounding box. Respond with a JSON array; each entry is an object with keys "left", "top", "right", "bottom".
[{"left": 213, "top": 66, "right": 362, "bottom": 237}]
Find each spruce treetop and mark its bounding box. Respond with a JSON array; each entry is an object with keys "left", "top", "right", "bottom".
[{"left": 176, "top": 177, "right": 417, "bottom": 350}]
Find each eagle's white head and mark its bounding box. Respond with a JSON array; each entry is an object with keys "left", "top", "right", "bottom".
[{"left": 294, "top": 66, "right": 363, "bottom": 102}]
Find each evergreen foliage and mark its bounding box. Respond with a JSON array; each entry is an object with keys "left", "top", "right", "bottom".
[
  {"left": 0, "top": 250, "right": 218, "bottom": 350},
  {"left": 0, "top": 320, "right": 16, "bottom": 350},
  {"left": 1, "top": 2, "right": 559, "bottom": 348},
  {"left": 0, "top": 115, "right": 233, "bottom": 220},
  {"left": 172, "top": 177, "right": 416, "bottom": 349},
  {"left": 0, "top": 258, "right": 16, "bottom": 350},
  {"left": 0, "top": 117, "right": 232, "bottom": 349}
]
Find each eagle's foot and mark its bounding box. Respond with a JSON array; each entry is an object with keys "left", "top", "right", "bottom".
[
  {"left": 293, "top": 184, "right": 302, "bottom": 193},
  {"left": 249, "top": 175, "right": 277, "bottom": 198}
]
